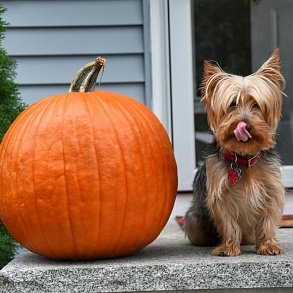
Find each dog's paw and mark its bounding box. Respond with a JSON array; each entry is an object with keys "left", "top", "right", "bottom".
[
  {"left": 257, "top": 239, "right": 284, "bottom": 255},
  {"left": 212, "top": 244, "right": 241, "bottom": 257}
]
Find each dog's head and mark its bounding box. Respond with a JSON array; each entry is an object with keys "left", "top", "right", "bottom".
[{"left": 201, "top": 49, "right": 285, "bottom": 156}]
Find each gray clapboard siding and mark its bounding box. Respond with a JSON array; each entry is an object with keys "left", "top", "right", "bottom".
[
  {"left": 2, "top": 0, "right": 143, "bottom": 27},
  {"left": 2, "top": 0, "right": 150, "bottom": 106},
  {"left": 14, "top": 55, "right": 144, "bottom": 84},
  {"left": 4, "top": 27, "right": 144, "bottom": 56},
  {"left": 19, "top": 84, "right": 145, "bottom": 105}
]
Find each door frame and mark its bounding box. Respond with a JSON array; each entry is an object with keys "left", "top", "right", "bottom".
[
  {"left": 149, "top": 0, "right": 195, "bottom": 191},
  {"left": 281, "top": 166, "right": 293, "bottom": 187},
  {"left": 168, "top": 0, "right": 195, "bottom": 191},
  {"left": 149, "top": 0, "right": 293, "bottom": 191}
]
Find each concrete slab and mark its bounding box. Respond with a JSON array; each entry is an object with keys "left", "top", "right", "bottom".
[{"left": 1, "top": 224, "right": 293, "bottom": 292}]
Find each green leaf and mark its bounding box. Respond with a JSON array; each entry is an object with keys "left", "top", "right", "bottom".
[{"left": 0, "top": 3, "right": 26, "bottom": 268}]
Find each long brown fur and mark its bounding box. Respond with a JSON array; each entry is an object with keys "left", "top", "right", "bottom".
[{"left": 185, "top": 49, "right": 286, "bottom": 256}]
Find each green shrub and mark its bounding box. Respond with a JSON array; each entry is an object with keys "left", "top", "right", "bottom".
[
  {"left": 0, "top": 4, "right": 27, "bottom": 269},
  {"left": 0, "top": 224, "right": 18, "bottom": 269}
]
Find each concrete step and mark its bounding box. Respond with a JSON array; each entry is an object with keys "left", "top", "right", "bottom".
[{"left": 1, "top": 224, "right": 293, "bottom": 292}]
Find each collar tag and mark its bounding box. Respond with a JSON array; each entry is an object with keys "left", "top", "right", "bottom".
[{"left": 228, "top": 162, "right": 241, "bottom": 185}]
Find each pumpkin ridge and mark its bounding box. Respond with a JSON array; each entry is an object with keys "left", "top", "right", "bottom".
[
  {"left": 120, "top": 101, "right": 163, "bottom": 241},
  {"left": 60, "top": 93, "right": 79, "bottom": 258},
  {"left": 12, "top": 102, "right": 51, "bottom": 252},
  {"left": 81, "top": 93, "right": 102, "bottom": 253},
  {"left": 67, "top": 95, "right": 89, "bottom": 256},
  {"left": 1, "top": 98, "right": 56, "bottom": 252},
  {"left": 30, "top": 96, "right": 63, "bottom": 258},
  {"left": 92, "top": 92, "right": 128, "bottom": 256},
  {"left": 0, "top": 100, "right": 49, "bottom": 252},
  {"left": 124, "top": 99, "right": 177, "bottom": 233},
  {"left": 121, "top": 99, "right": 167, "bottom": 235},
  {"left": 0, "top": 103, "right": 32, "bottom": 217},
  {"left": 41, "top": 94, "right": 81, "bottom": 259},
  {"left": 50, "top": 93, "right": 82, "bottom": 258},
  {"left": 0, "top": 98, "right": 49, "bottom": 159},
  {"left": 105, "top": 93, "right": 149, "bottom": 252}
]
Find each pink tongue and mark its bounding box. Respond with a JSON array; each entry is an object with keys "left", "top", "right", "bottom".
[{"left": 234, "top": 121, "right": 252, "bottom": 142}]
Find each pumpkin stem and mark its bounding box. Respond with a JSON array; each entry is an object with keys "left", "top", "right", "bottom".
[{"left": 69, "top": 57, "right": 106, "bottom": 93}]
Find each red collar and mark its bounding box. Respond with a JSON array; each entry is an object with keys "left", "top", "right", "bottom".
[{"left": 223, "top": 150, "right": 260, "bottom": 168}]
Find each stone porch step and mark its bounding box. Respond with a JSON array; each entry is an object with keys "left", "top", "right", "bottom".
[{"left": 1, "top": 224, "right": 293, "bottom": 292}]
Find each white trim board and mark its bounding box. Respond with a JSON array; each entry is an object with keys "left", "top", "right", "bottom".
[
  {"left": 281, "top": 166, "right": 293, "bottom": 187},
  {"left": 169, "top": 0, "right": 195, "bottom": 191},
  {"left": 149, "top": 0, "right": 172, "bottom": 138}
]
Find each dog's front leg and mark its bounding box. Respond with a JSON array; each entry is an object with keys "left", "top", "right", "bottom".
[
  {"left": 255, "top": 216, "right": 283, "bottom": 255},
  {"left": 206, "top": 156, "right": 242, "bottom": 256},
  {"left": 255, "top": 181, "right": 284, "bottom": 255},
  {"left": 208, "top": 200, "right": 242, "bottom": 256}
]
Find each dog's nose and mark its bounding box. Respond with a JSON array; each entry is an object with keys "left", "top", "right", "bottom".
[
  {"left": 245, "top": 123, "right": 252, "bottom": 133},
  {"left": 243, "top": 120, "right": 252, "bottom": 133}
]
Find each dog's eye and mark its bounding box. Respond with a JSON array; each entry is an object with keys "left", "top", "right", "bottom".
[
  {"left": 252, "top": 102, "right": 260, "bottom": 109},
  {"left": 229, "top": 101, "right": 237, "bottom": 108}
]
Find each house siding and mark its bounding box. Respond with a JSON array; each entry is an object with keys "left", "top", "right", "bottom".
[{"left": 2, "top": 0, "right": 151, "bottom": 106}]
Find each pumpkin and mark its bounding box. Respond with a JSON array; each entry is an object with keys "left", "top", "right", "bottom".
[{"left": 0, "top": 57, "right": 177, "bottom": 260}]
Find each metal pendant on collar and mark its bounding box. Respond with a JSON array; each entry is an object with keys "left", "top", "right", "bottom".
[{"left": 228, "top": 161, "right": 242, "bottom": 185}]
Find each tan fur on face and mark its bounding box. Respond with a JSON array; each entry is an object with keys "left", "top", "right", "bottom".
[{"left": 201, "top": 49, "right": 285, "bottom": 156}]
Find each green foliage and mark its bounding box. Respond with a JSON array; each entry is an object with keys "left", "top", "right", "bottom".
[
  {"left": 0, "top": 4, "right": 26, "bottom": 269},
  {"left": 0, "top": 5, "right": 26, "bottom": 141},
  {"left": 0, "top": 222, "right": 18, "bottom": 269}
]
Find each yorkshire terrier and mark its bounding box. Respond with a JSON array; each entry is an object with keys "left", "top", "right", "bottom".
[{"left": 185, "top": 49, "right": 286, "bottom": 256}]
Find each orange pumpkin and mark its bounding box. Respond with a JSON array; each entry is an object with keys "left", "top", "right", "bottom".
[{"left": 0, "top": 58, "right": 177, "bottom": 260}]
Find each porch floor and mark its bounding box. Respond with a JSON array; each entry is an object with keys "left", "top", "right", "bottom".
[{"left": 1, "top": 223, "right": 293, "bottom": 292}]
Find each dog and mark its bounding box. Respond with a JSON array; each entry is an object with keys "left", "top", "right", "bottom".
[{"left": 185, "top": 49, "right": 286, "bottom": 256}]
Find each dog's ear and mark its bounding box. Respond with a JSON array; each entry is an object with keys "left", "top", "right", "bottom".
[
  {"left": 203, "top": 61, "right": 222, "bottom": 79},
  {"left": 256, "top": 48, "right": 285, "bottom": 90},
  {"left": 200, "top": 61, "right": 223, "bottom": 107}
]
